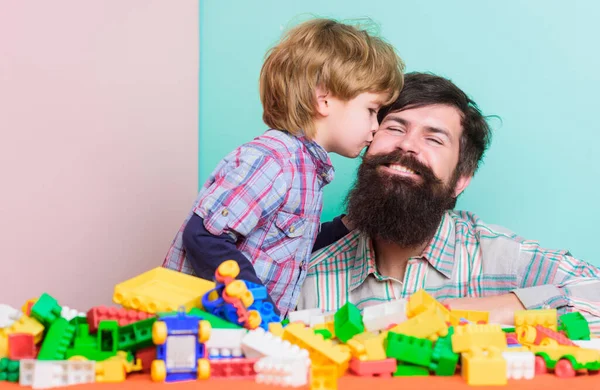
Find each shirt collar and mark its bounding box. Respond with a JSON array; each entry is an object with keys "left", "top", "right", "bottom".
[
  {"left": 349, "top": 211, "right": 456, "bottom": 291},
  {"left": 296, "top": 135, "right": 334, "bottom": 184}
]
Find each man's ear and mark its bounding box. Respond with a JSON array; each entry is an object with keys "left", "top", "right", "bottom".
[
  {"left": 453, "top": 174, "right": 472, "bottom": 198},
  {"left": 315, "top": 84, "right": 330, "bottom": 117}
]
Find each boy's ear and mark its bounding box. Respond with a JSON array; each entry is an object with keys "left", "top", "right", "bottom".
[{"left": 315, "top": 84, "right": 330, "bottom": 117}]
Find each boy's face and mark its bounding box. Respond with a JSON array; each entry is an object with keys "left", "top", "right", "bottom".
[{"left": 321, "top": 92, "right": 387, "bottom": 158}]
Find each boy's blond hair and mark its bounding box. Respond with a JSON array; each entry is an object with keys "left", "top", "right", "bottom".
[{"left": 260, "top": 18, "right": 405, "bottom": 139}]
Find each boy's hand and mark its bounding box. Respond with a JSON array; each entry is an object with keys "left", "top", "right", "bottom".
[{"left": 443, "top": 293, "right": 525, "bottom": 325}]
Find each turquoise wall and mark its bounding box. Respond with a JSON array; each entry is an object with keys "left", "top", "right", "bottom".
[{"left": 200, "top": 1, "right": 600, "bottom": 265}]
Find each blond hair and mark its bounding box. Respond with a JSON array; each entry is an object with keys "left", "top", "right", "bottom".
[{"left": 260, "top": 18, "right": 405, "bottom": 139}]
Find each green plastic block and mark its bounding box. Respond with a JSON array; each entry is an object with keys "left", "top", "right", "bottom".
[
  {"left": 559, "top": 312, "right": 590, "bottom": 340},
  {"left": 187, "top": 308, "right": 242, "bottom": 329},
  {"left": 501, "top": 327, "right": 515, "bottom": 333},
  {"left": 334, "top": 302, "right": 365, "bottom": 343},
  {"left": 281, "top": 318, "right": 290, "bottom": 327},
  {"left": 66, "top": 321, "right": 118, "bottom": 361},
  {"left": 386, "top": 332, "right": 433, "bottom": 367},
  {"left": 37, "top": 317, "right": 76, "bottom": 360},
  {"left": 118, "top": 317, "right": 156, "bottom": 351},
  {"left": 394, "top": 363, "right": 430, "bottom": 376},
  {"left": 429, "top": 327, "right": 458, "bottom": 376},
  {"left": 31, "top": 293, "right": 63, "bottom": 327},
  {"left": 0, "top": 358, "right": 20, "bottom": 382},
  {"left": 98, "top": 320, "right": 119, "bottom": 354},
  {"left": 314, "top": 329, "right": 333, "bottom": 340}
]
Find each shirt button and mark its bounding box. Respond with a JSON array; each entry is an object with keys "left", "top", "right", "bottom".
[
  {"left": 289, "top": 226, "right": 295, "bottom": 233},
  {"left": 221, "top": 209, "right": 229, "bottom": 216}
]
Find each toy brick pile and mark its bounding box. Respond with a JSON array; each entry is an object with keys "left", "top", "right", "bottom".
[{"left": 1, "top": 260, "right": 598, "bottom": 389}]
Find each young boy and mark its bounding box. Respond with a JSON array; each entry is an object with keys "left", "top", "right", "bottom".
[{"left": 163, "top": 18, "right": 404, "bottom": 317}]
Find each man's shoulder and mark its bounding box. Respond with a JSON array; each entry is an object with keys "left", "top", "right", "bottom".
[{"left": 450, "top": 210, "right": 526, "bottom": 243}]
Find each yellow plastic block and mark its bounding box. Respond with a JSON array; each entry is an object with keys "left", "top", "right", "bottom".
[
  {"left": 529, "top": 345, "right": 600, "bottom": 365},
  {"left": 96, "top": 359, "right": 127, "bottom": 382},
  {"left": 0, "top": 314, "right": 45, "bottom": 357},
  {"left": 268, "top": 322, "right": 284, "bottom": 337},
  {"left": 310, "top": 364, "right": 338, "bottom": 390},
  {"left": 461, "top": 347, "right": 507, "bottom": 386},
  {"left": 283, "top": 323, "right": 350, "bottom": 376},
  {"left": 406, "top": 289, "right": 450, "bottom": 321},
  {"left": 514, "top": 309, "right": 557, "bottom": 332},
  {"left": 389, "top": 307, "right": 448, "bottom": 341},
  {"left": 113, "top": 267, "right": 215, "bottom": 313},
  {"left": 313, "top": 321, "right": 335, "bottom": 338},
  {"left": 451, "top": 324, "right": 507, "bottom": 353},
  {"left": 449, "top": 309, "right": 489, "bottom": 325}
]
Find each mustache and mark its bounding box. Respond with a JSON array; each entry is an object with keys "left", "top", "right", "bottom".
[{"left": 362, "top": 150, "right": 441, "bottom": 185}]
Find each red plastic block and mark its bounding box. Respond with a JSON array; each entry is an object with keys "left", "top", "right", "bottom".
[
  {"left": 505, "top": 332, "right": 519, "bottom": 345},
  {"left": 349, "top": 358, "right": 397, "bottom": 377},
  {"left": 135, "top": 346, "right": 155, "bottom": 373},
  {"left": 87, "top": 306, "right": 154, "bottom": 333},
  {"left": 8, "top": 333, "right": 36, "bottom": 360},
  {"left": 533, "top": 325, "right": 576, "bottom": 346},
  {"left": 210, "top": 358, "right": 259, "bottom": 378}
]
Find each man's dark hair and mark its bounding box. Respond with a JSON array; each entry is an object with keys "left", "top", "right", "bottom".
[{"left": 378, "top": 72, "right": 492, "bottom": 177}]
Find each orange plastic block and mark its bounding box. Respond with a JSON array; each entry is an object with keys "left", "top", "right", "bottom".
[
  {"left": 461, "top": 346, "right": 507, "bottom": 385},
  {"left": 95, "top": 359, "right": 126, "bottom": 382},
  {"left": 518, "top": 325, "right": 576, "bottom": 347},
  {"left": 389, "top": 307, "right": 448, "bottom": 341},
  {"left": 515, "top": 309, "right": 557, "bottom": 331},
  {"left": 310, "top": 364, "right": 337, "bottom": 390},
  {"left": 87, "top": 306, "right": 155, "bottom": 333},
  {"left": 210, "top": 358, "right": 258, "bottom": 378},
  {"left": 349, "top": 358, "right": 396, "bottom": 377},
  {"left": 449, "top": 309, "right": 489, "bottom": 325},
  {"left": 406, "top": 290, "right": 450, "bottom": 321},
  {"left": 283, "top": 323, "right": 350, "bottom": 376},
  {"left": 451, "top": 324, "right": 507, "bottom": 353},
  {"left": 113, "top": 267, "right": 215, "bottom": 314}
]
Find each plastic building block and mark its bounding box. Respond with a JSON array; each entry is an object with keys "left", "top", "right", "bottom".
[
  {"left": 0, "top": 358, "right": 20, "bottom": 382},
  {"left": 451, "top": 324, "right": 507, "bottom": 353},
  {"left": 406, "top": 289, "right": 450, "bottom": 321},
  {"left": 0, "top": 304, "right": 22, "bottom": 328},
  {"left": 134, "top": 346, "right": 155, "bottom": 373},
  {"left": 309, "top": 312, "right": 336, "bottom": 327},
  {"left": 95, "top": 358, "right": 126, "bottom": 383},
  {"left": 206, "top": 328, "right": 246, "bottom": 358},
  {"left": 518, "top": 324, "right": 576, "bottom": 347},
  {"left": 385, "top": 332, "right": 433, "bottom": 367},
  {"left": 346, "top": 332, "right": 386, "bottom": 361},
  {"left": 60, "top": 306, "right": 85, "bottom": 322},
  {"left": 249, "top": 299, "right": 280, "bottom": 330},
  {"left": 255, "top": 356, "right": 309, "bottom": 386},
  {"left": 87, "top": 306, "right": 154, "bottom": 333},
  {"left": 348, "top": 358, "right": 396, "bottom": 377},
  {"left": 19, "top": 359, "right": 95, "bottom": 388},
  {"left": 65, "top": 320, "right": 118, "bottom": 361},
  {"left": 314, "top": 329, "right": 332, "bottom": 340},
  {"left": 289, "top": 308, "right": 323, "bottom": 325},
  {"left": 429, "top": 328, "right": 458, "bottom": 376},
  {"left": 506, "top": 332, "right": 519, "bottom": 345},
  {"left": 113, "top": 267, "right": 215, "bottom": 314},
  {"left": 389, "top": 307, "right": 448, "bottom": 341},
  {"left": 37, "top": 317, "right": 76, "bottom": 360},
  {"left": 559, "top": 312, "right": 591, "bottom": 340},
  {"left": 310, "top": 364, "right": 337, "bottom": 390},
  {"left": 242, "top": 327, "right": 308, "bottom": 359},
  {"left": 573, "top": 339, "right": 600, "bottom": 351},
  {"left": 333, "top": 302, "right": 364, "bottom": 343},
  {"left": 118, "top": 317, "right": 156, "bottom": 351},
  {"left": 529, "top": 345, "right": 600, "bottom": 376},
  {"left": 202, "top": 283, "right": 262, "bottom": 330},
  {"left": 313, "top": 321, "right": 335, "bottom": 338},
  {"left": 449, "top": 309, "right": 489, "bottom": 326},
  {"left": 393, "top": 363, "right": 429, "bottom": 376},
  {"left": 30, "top": 293, "right": 63, "bottom": 328},
  {"left": 362, "top": 300, "right": 407, "bottom": 332},
  {"left": 268, "top": 322, "right": 284, "bottom": 337},
  {"left": 283, "top": 323, "right": 351, "bottom": 376},
  {"left": 461, "top": 346, "right": 507, "bottom": 385},
  {"left": 151, "top": 309, "right": 211, "bottom": 382},
  {"left": 502, "top": 351, "right": 535, "bottom": 379},
  {"left": 0, "top": 314, "right": 44, "bottom": 358},
  {"left": 514, "top": 309, "right": 557, "bottom": 332},
  {"left": 210, "top": 357, "right": 258, "bottom": 378},
  {"left": 8, "top": 333, "right": 36, "bottom": 360},
  {"left": 186, "top": 308, "right": 242, "bottom": 329}
]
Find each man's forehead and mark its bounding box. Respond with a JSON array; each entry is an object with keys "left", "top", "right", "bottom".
[{"left": 381, "top": 104, "right": 463, "bottom": 130}]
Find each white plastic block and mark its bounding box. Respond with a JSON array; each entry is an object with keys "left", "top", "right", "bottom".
[
  {"left": 574, "top": 339, "right": 600, "bottom": 351},
  {"left": 309, "top": 311, "right": 335, "bottom": 327},
  {"left": 60, "top": 306, "right": 86, "bottom": 322},
  {"left": 288, "top": 309, "right": 322, "bottom": 325},
  {"left": 362, "top": 299, "right": 407, "bottom": 332},
  {"left": 205, "top": 328, "right": 246, "bottom": 358},
  {"left": 255, "top": 356, "right": 310, "bottom": 387},
  {"left": 0, "top": 304, "right": 22, "bottom": 328},
  {"left": 20, "top": 359, "right": 95, "bottom": 389},
  {"left": 242, "top": 328, "right": 309, "bottom": 359},
  {"left": 502, "top": 351, "right": 535, "bottom": 380}
]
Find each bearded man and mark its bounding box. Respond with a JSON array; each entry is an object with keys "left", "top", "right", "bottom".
[{"left": 297, "top": 73, "right": 600, "bottom": 330}]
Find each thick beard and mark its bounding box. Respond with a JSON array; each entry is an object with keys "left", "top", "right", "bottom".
[{"left": 345, "top": 151, "right": 457, "bottom": 247}]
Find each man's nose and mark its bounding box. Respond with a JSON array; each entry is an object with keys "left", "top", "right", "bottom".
[{"left": 397, "top": 133, "right": 419, "bottom": 155}]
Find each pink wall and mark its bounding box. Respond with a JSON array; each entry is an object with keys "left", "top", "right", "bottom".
[{"left": 0, "top": 1, "right": 199, "bottom": 310}]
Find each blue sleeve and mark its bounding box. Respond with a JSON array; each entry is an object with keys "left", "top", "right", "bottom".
[
  {"left": 182, "top": 213, "right": 280, "bottom": 316},
  {"left": 312, "top": 214, "right": 351, "bottom": 252}
]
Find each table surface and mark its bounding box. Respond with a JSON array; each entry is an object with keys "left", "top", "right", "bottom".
[{"left": 0, "top": 373, "right": 598, "bottom": 389}]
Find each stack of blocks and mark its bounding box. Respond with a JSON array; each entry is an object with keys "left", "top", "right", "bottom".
[{"left": 0, "top": 262, "right": 597, "bottom": 389}]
